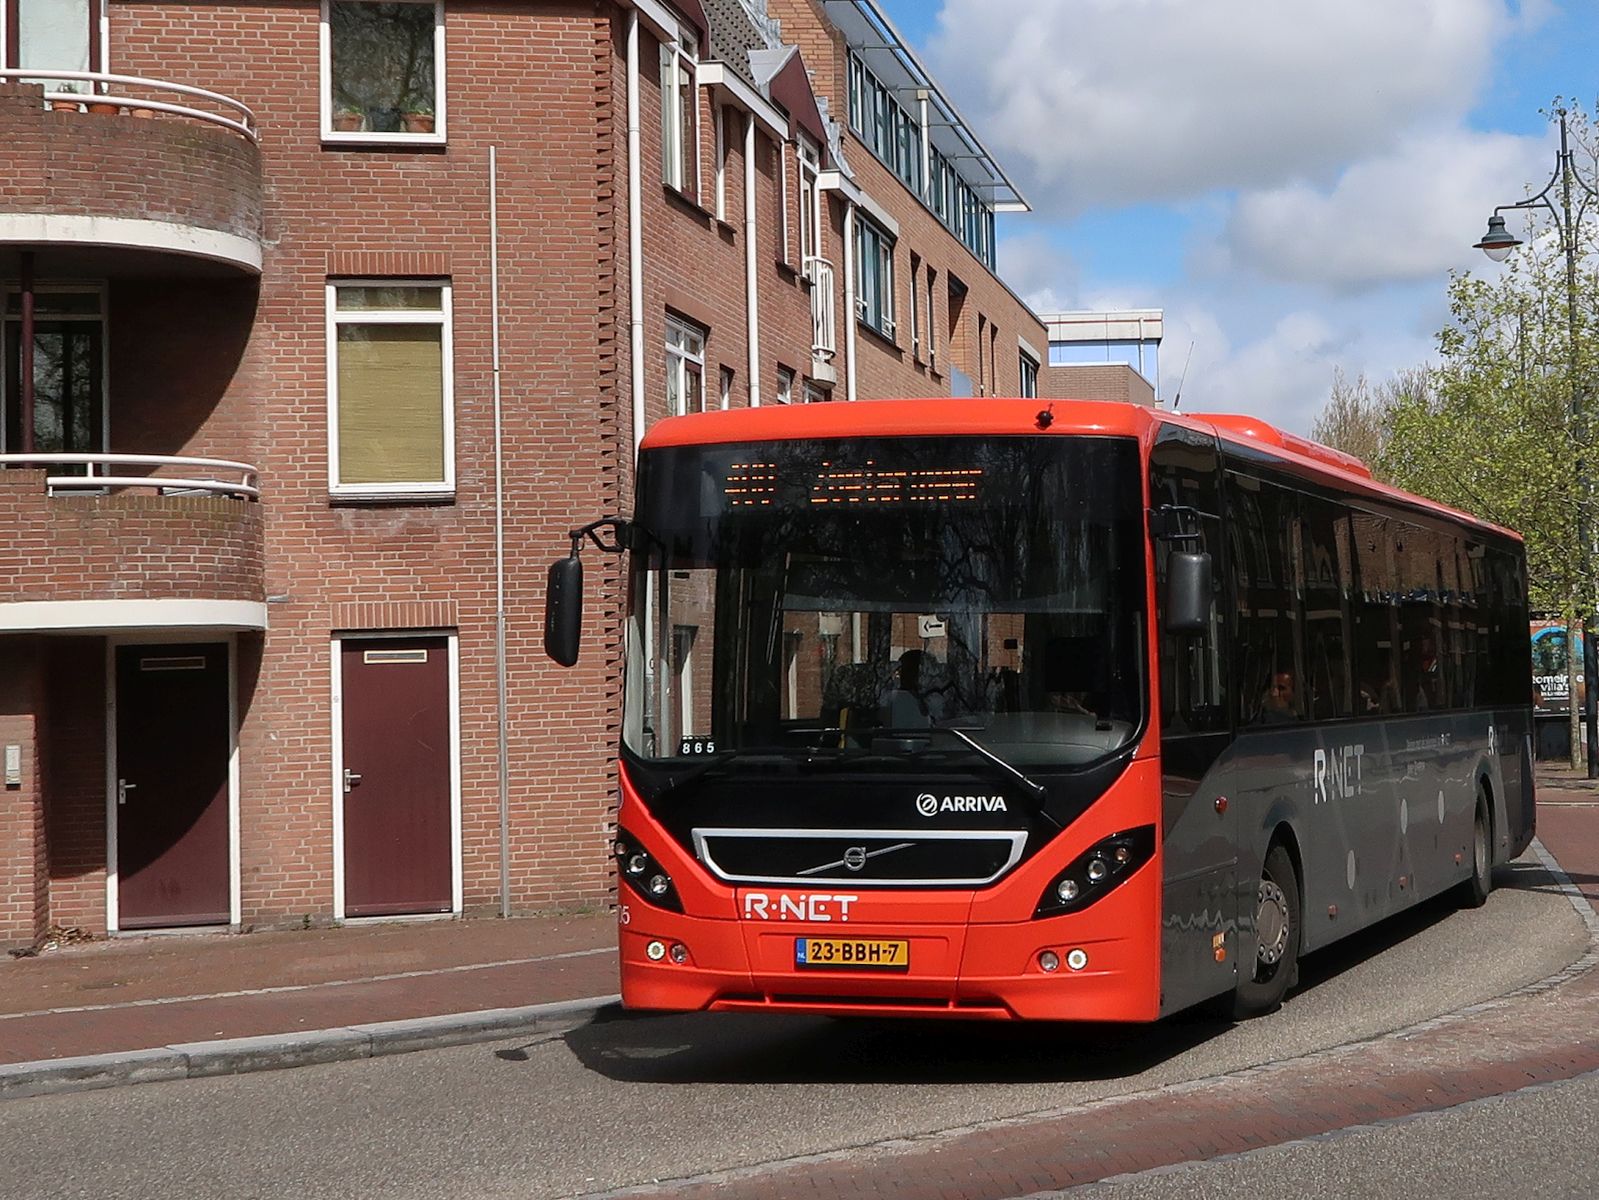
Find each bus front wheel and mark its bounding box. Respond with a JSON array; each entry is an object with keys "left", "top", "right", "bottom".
[
  {"left": 1231, "top": 843, "right": 1301, "bottom": 1019},
  {"left": 1459, "top": 788, "right": 1493, "bottom": 909}
]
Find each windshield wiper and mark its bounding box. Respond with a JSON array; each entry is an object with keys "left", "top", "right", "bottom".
[
  {"left": 656, "top": 750, "right": 794, "bottom": 803},
  {"left": 867, "top": 725, "right": 1059, "bottom": 829}
]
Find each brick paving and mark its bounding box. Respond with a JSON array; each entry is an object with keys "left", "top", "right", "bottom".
[{"left": 0, "top": 912, "right": 617, "bottom": 1065}]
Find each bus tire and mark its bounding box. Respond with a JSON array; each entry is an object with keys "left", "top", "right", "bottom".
[
  {"left": 1460, "top": 787, "right": 1493, "bottom": 909},
  {"left": 1232, "top": 843, "right": 1301, "bottom": 1019}
]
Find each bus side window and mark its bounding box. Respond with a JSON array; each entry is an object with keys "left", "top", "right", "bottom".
[
  {"left": 1300, "top": 495, "right": 1354, "bottom": 719},
  {"left": 1227, "top": 473, "right": 1303, "bottom": 725}
]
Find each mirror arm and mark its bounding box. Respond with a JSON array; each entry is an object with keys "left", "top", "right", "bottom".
[{"left": 569, "top": 517, "right": 634, "bottom": 556}]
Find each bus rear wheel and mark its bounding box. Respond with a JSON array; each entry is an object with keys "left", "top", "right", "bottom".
[
  {"left": 1460, "top": 787, "right": 1493, "bottom": 909},
  {"left": 1231, "top": 844, "right": 1301, "bottom": 1019}
]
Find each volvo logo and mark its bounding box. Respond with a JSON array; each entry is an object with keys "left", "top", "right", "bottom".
[
  {"left": 916, "top": 793, "right": 939, "bottom": 816},
  {"left": 843, "top": 846, "right": 868, "bottom": 871}
]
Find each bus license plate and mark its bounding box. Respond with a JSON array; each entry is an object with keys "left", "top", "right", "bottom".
[{"left": 795, "top": 937, "right": 909, "bottom": 970}]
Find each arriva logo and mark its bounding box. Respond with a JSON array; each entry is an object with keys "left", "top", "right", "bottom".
[{"left": 916, "top": 792, "right": 1008, "bottom": 816}]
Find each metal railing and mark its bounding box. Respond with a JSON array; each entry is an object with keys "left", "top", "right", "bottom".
[
  {"left": 0, "top": 68, "right": 258, "bottom": 142},
  {"left": 0, "top": 453, "right": 259, "bottom": 500},
  {"left": 806, "top": 256, "right": 836, "bottom": 363}
]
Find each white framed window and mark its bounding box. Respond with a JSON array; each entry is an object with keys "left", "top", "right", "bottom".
[
  {"left": 665, "top": 314, "right": 706, "bottom": 416},
  {"left": 713, "top": 104, "right": 727, "bottom": 220},
  {"left": 803, "top": 381, "right": 829, "bottom": 404},
  {"left": 925, "top": 267, "right": 937, "bottom": 367},
  {"left": 326, "top": 280, "right": 454, "bottom": 497},
  {"left": 798, "top": 134, "right": 821, "bottom": 276},
  {"left": 775, "top": 365, "right": 794, "bottom": 405},
  {"left": 854, "top": 216, "right": 895, "bottom": 340},
  {"left": 776, "top": 140, "right": 792, "bottom": 266},
  {"left": 1019, "top": 348, "right": 1039, "bottom": 398},
  {"left": 908, "top": 253, "right": 921, "bottom": 360},
  {"left": 660, "top": 26, "right": 700, "bottom": 198},
  {"left": 719, "top": 364, "right": 733, "bottom": 410},
  {"left": 321, "top": 1, "right": 444, "bottom": 145}
]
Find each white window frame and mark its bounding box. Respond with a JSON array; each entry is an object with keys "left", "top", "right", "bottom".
[
  {"left": 0, "top": 281, "right": 110, "bottom": 454},
  {"left": 325, "top": 279, "right": 455, "bottom": 498},
  {"left": 798, "top": 134, "right": 821, "bottom": 277},
  {"left": 908, "top": 254, "right": 921, "bottom": 360},
  {"left": 925, "top": 267, "right": 937, "bottom": 368},
  {"left": 777, "top": 140, "right": 792, "bottom": 265},
  {"left": 660, "top": 26, "right": 700, "bottom": 198},
  {"left": 719, "top": 364, "right": 733, "bottom": 411},
  {"left": 1019, "top": 348, "right": 1039, "bottom": 398},
  {"left": 776, "top": 365, "right": 794, "bottom": 405},
  {"left": 665, "top": 314, "right": 706, "bottom": 416},
  {"left": 854, "top": 216, "right": 895, "bottom": 340},
  {"left": 713, "top": 103, "right": 727, "bottom": 220},
  {"left": 320, "top": 0, "right": 447, "bottom": 147}
]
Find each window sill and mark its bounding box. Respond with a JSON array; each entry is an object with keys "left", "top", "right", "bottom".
[
  {"left": 857, "top": 320, "right": 902, "bottom": 353},
  {"left": 329, "top": 488, "right": 456, "bottom": 507},
  {"left": 776, "top": 260, "right": 800, "bottom": 280},
  {"left": 322, "top": 130, "right": 447, "bottom": 149},
  {"left": 662, "top": 184, "right": 714, "bottom": 221}
]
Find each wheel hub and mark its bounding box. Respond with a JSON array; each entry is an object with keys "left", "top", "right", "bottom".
[{"left": 1255, "top": 879, "right": 1290, "bottom": 966}]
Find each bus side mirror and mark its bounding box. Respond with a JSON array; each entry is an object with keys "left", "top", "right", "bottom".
[
  {"left": 1166, "top": 551, "right": 1212, "bottom": 636},
  {"left": 544, "top": 554, "right": 584, "bottom": 667}
]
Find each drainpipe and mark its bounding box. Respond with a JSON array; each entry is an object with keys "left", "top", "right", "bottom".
[
  {"left": 19, "top": 251, "right": 34, "bottom": 452},
  {"left": 489, "top": 147, "right": 510, "bottom": 919},
  {"left": 842, "top": 202, "right": 858, "bottom": 403},
  {"left": 744, "top": 112, "right": 761, "bottom": 406},
  {"left": 627, "top": 10, "right": 645, "bottom": 453}
]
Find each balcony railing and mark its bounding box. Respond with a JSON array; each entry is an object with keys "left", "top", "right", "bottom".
[
  {"left": 0, "top": 453, "right": 259, "bottom": 500},
  {"left": 806, "top": 256, "right": 837, "bottom": 363},
  {"left": 0, "top": 68, "right": 258, "bottom": 142}
]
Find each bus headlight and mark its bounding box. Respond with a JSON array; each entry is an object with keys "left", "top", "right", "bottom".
[
  {"left": 613, "top": 830, "right": 683, "bottom": 913},
  {"left": 1034, "top": 826, "right": 1155, "bottom": 919}
]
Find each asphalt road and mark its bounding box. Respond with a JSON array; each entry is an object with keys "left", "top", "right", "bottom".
[
  {"left": 1063, "top": 1067, "right": 1599, "bottom": 1200},
  {"left": 0, "top": 858, "right": 1586, "bottom": 1200}
]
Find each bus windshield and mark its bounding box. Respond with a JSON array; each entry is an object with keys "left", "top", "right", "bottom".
[{"left": 624, "top": 434, "right": 1147, "bottom": 772}]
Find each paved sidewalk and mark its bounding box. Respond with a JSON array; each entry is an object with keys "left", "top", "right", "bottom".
[
  {"left": 0, "top": 910, "right": 619, "bottom": 1096},
  {"left": 1, "top": 761, "right": 1594, "bottom": 1111}
]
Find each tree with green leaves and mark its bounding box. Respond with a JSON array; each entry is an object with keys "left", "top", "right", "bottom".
[{"left": 1372, "top": 103, "right": 1599, "bottom": 764}]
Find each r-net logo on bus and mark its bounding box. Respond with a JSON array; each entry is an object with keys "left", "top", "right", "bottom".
[
  {"left": 916, "top": 792, "right": 1008, "bottom": 816},
  {"left": 1313, "top": 744, "right": 1367, "bottom": 805}
]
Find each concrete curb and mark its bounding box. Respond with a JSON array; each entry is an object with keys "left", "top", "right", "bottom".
[{"left": 0, "top": 993, "right": 620, "bottom": 1102}]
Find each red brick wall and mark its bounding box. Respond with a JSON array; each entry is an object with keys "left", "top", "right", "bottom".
[
  {"left": 43, "top": 640, "right": 107, "bottom": 935},
  {"left": 1040, "top": 364, "right": 1158, "bottom": 406},
  {"left": 0, "top": 471, "right": 264, "bottom": 606},
  {"left": 0, "top": 81, "right": 261, "bottom": 247},
  {"left": 0, "top": 639, "right": 45, "bottom": 946},
  {"left": 109, "top": 0, "right": 624, "bottom": 923}
]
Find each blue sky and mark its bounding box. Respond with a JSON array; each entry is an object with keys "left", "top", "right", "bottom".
[{"left": 874, "top": 0, "right": 1597, "bottom": 432}]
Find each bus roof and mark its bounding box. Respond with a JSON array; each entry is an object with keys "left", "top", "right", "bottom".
[{"left": 639, "top": 399, "right": 1520, "bottom": 542}]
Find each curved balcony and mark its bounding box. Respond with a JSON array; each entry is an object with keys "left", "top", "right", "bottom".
[
  {"left": 0, "top": 71, "right": 263, "bottom": 275},
  {"left": 0, "top": 454, "right": 265, "bottom": 633}
]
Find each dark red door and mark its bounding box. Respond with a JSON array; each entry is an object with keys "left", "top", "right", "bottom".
[
  {"left": 341, "top": 637, "right": 452, "bottom": 917},
  {"left": 116, "top": 642, "right": 231, "bottom": 928}
]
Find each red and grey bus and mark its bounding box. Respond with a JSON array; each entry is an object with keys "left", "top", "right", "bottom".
[{"left": 545, "top": 399, "right": 1534, "bottom": 1022}]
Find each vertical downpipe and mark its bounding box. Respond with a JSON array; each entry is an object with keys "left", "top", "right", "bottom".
[
  {"left": 627, "top": 11, "right": 645, "bottom": 453},
  {"left": 20, "top": 251, "right": 35, "bottom": 452},
  {"left": 842, "top": 203, "right": 858, "bottom": 402},
  {"left": 744, "top": 113, "right": 761, "bottom": 406},
  {"left": 490, "top": 147, "right": 511, "bottom": 919}
]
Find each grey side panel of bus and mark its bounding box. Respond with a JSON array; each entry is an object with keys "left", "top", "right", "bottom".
[{"left": 1159, "top": 707, "right": 1531, "bottom": 1017}]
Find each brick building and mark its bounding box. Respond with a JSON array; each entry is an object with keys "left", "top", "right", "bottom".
[{"left": 0, "top": 0, "right": 1151, "bottom": 945}]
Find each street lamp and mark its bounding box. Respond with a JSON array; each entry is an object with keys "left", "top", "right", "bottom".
[{"left": 1474, "top": 107, "right": 1599, "bottom": 774}]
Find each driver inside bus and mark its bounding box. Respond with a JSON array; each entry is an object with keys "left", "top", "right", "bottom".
[{"left": 884, "top": 649, "right": 933, "bottom": 726}]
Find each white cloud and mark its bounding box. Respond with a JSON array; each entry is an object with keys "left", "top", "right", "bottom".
[
  {"left": 995, "top": 232, "right": 1080, "bottom": 312},
  {"left": 1221, "top": 127, "right": 1553, "bottom": 289},
  {"left": 927, "top": 0, "right": 1511, "bottom": 213}
]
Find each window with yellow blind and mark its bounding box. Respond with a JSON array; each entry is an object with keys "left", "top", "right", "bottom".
[{"left": 327, "top": 281, "right": 453, "bottom": 497}]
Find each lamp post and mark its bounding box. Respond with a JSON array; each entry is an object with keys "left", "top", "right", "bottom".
[{"left": 1474, "top": 107, "right": 1599, "bottom": 775}]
